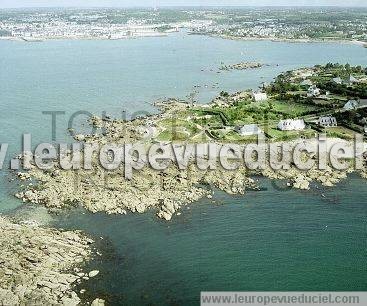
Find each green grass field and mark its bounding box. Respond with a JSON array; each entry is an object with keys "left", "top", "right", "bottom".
[{"left": 324, "top": 126, "right": 358, "bottom": 140}]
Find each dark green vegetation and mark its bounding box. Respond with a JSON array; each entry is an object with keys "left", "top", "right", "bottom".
[{"left": 315, "top": 64, "right": 367, "bottom": 99}]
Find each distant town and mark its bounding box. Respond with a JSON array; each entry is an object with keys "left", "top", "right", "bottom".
[{"left": 0, "top": 7, "right": 366, "bottom": 44}]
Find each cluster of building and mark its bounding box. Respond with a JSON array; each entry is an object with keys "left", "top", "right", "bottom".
[
  {"left": 202, "top": 23, "right": 311, "bottom": 40},
  {"left": 2, "top": 8, "right": 367, "bottom": 43},
  {"left": 0, "top": 10, "right": 211, "bottom": 40},
  {"left": 234, "top": 75, "right": 365, "bottom": 137},
  {"left": 332, "top": 75, "right": 360, "bottom": 86},
  {"left": 235, "top": 115, "right": 339, "bottom": 138},
  {"left": 2, "top": 21, "right": 173, "bottom": 39},
  {"left": 300, "top": 75, "right": 364, "bottom": 112},
  {"left": 191, "top": 9, "right": 367, "bottom": 42}
]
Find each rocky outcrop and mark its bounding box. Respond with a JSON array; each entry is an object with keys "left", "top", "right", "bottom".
[
  {"left": 91, "top": 298, "right": 106, "bottom": 306},
  {"left": 157, "top": 199, "right": 180, "bottom": 221},
  {"left": 262, "top": 165, "right": 352, "bottom": 190},
  {"left": 220, "top": 62, "right": 263, "bottom": 71},
  {"left": 17, "top": 172, "right": 31, "bottom": 181},
  {"left": 88, "top": 270, "right": 100, "bottom": 278},
  {"left": 0, "top": 216, "right": 94, "bottom": 305},
  {"left": 293, "top": 174, "right": 311, "bottom": 190}
]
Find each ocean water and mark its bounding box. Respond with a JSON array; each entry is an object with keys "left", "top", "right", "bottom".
[
  {"left": 1, "top": 32, "right": 367, "bottom": 305},
  {"left": 47, "top": 176, "right": 367, "bottom": 305}
]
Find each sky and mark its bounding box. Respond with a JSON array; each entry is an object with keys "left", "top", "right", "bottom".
[{"left": 0, "top": 0, "right": 366, "bottom": 8}]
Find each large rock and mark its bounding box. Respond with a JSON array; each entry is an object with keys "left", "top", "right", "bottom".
[
  {"left": 91, "top": 298, "right": 106, "bottom": 306},
  {"left": 88, "top": 270, "right": 100, "bottom": 278},
  {"left": 293, "top": 175, "right": 310, "bottom": 190},
  {"left": 157, "top": 211, "right": 172, "bottom": 221}
]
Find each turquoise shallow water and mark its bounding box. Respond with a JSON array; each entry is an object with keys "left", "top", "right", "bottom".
[{"left": 1, "top": 32, "right": 367, "bottom": 305}]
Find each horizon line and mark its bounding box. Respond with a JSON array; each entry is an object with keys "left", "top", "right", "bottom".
[{"left": 1, "top": 5, "right": 367, "bottom": 9}]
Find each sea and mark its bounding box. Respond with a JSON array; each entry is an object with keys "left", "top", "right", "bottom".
[{"left": 0, "top": 31, "right": 366, "bottom": 305}]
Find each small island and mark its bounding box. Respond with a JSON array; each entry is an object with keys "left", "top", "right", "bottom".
[{"left": 219, "top": 62, "right": 263, "bottom": 71}]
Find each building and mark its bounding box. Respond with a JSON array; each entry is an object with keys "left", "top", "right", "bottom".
[
  {"left": 277, "top": 119, "right": 306, "bottom": 131},
  {"left": 333, "top": 75, "right": 358, "bottom": 86},
  {"left": 235, "top": 124, "right": 263, "bottom": 136},
  {"left": 343, "top": 100, "right": 359, "bottom": 111},
  {"left": 348, "top": 75, "right": 359, "bottom": 84},
  {"left": 252, "top": 91, "right": 268, "bottom": 102},
  {"left": 307, "top": 85, "right": 321, "bottom": 97},
  {"left": 318, "top": 116, "right": 337, "bottom": 127},
  {"left": 332, "top": 77, "right": 343, "bottom": 85}
]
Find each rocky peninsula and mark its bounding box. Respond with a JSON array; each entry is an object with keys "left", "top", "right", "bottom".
[
  {"left": 13, "top": 64, "right": 367, "bottom": 221},
  {"left": 13, "top": 106, "right": 366, "bottom": 221}
]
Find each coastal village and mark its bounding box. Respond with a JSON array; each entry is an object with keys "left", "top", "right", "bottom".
[
  {"left": 153, "top": 63, "right": 367, "bottom": 144},
  {"left": 0, "top": 9, "right": 210, "bottom": 40},
  {"left": 189, "top": 8, "right": 367, "bottom": 44}
]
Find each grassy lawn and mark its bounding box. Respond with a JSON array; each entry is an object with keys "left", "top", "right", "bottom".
[
  {"left": 270, "top": 100, "right": 319, "bottom": 115},
  {"left": 159, "top": 118, "right": 200, "bottom": 136},
  {"left": 263, "top": 124, "right": 317, "bottom": 141},
  {"left": 156, "top": 129, "right": 190, "bottom": 142},
  {"left": 324, "top": 126, "right": 358, "bottom": 140},
  {"left": 221, "top": 130, "right": 260, "bottom": 143}
]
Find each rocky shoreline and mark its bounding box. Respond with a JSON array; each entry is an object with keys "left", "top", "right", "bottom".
[
  {"left": 0, "top": 216, "right": 105, "bottom": 305},
  {"left": 212, "top": 34, "right": 367, "bottom": 47}
]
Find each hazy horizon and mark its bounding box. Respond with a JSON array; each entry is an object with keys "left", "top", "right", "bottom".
[{"left": 1, "top": 0, "right": 367, "bottom": 9}]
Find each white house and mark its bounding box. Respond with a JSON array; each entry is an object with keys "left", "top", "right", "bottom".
[
  {"left": 348, "top": 75, "right": 359, "bottom": 84},
  {"left": 252, "top": 91, "right": 268, "bottom": 102},
  {"left": 277, "top": 119, "right": 306, "bottom": 131},
  {"left": 343, "top": 100, "right": 359, "bottom": 111},
  {"left": 235, "top": 124, "right": 263, "bottom": 136},
  {"left": 332, "top": 77, "right": 343, "bottom": 85},
  {"left": 318, "top": 116, "right": 337, "bottom": 127},
  {"left": 333, "top": 75, "right": 358, "bottom": 85},
  {"left": 307, "top": 85, "right": 321, "bottom": 97}
]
